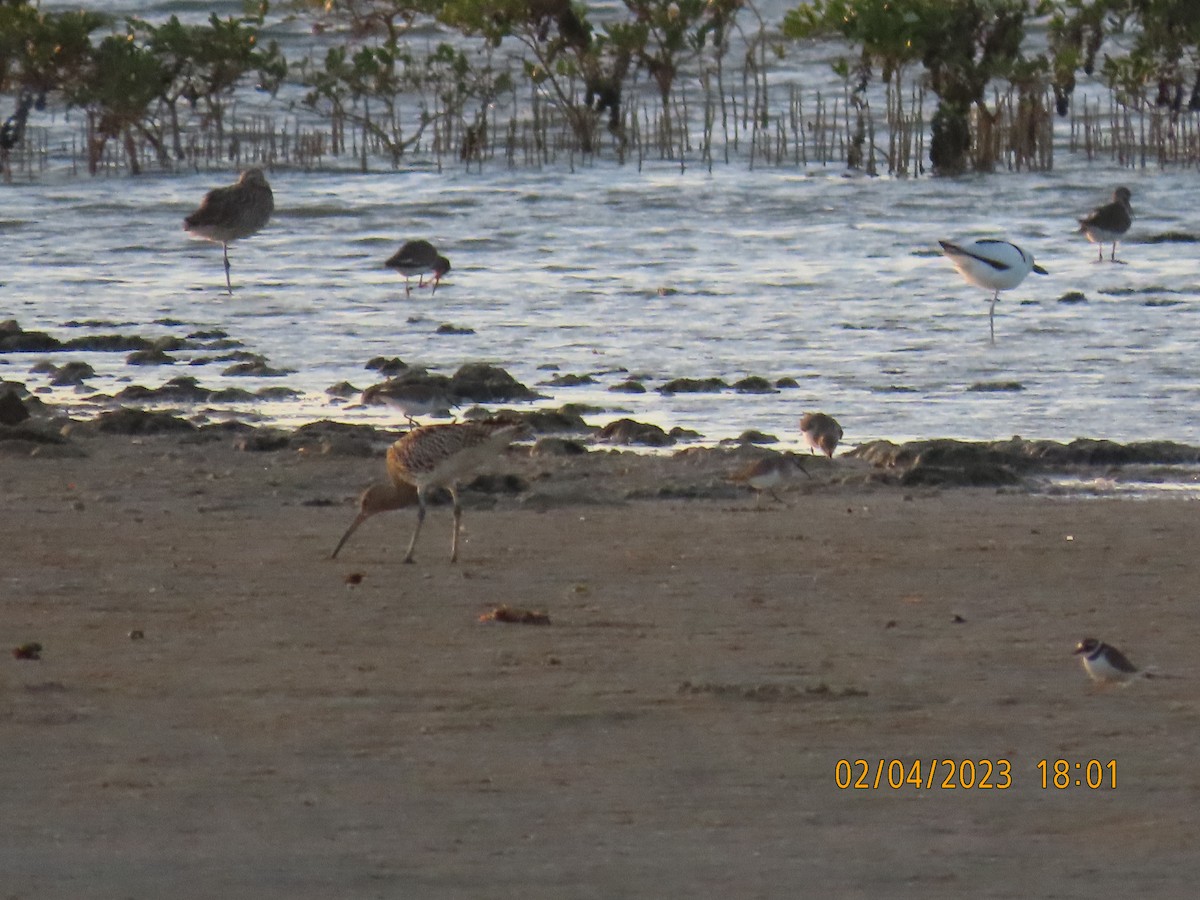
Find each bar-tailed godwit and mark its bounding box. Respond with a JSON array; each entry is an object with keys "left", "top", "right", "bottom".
[
  {"left": 183, "top": 168, "right": 274, "bottom": 294},
  {"left": 330, "top": 481, "right": 419, "bottom": 559},
  {"left": 386, "top": 421, "right": 525, "bottom": 563}
]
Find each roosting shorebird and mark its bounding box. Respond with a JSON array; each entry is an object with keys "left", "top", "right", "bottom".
[
  {"left": 799, "top": 412, "right": 843, "bottom": 458},
  {"left": 330, "top": 480, "right": 419, "bottom": 559},
  {"left": 386, "top": 420, "right": 525, "bottom": 563},
  {"left": 939, "top": 239, "right": 1048, "bottom": 343},
  {"left": 386, "top": 240, "right": 451, "bottom": 297},
  {"left": 1078, "top": 187, "right": 1132, "bottom": 263},
  {"left": 183, "top": 168, "right": 274, "bottom": 294}
]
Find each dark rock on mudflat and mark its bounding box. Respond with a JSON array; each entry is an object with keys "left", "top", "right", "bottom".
[
  {"left": 222, "top": 359, "right": 294, "bottom": 378},
  {"left": 325, "top": 381, "right": 360, "bottom": 399},
  {"left": 609, "top": 380, "right": 647, "bottom": 393},
  {"left": 0, "top": 330, "right": 61, "bottom": 352},
  {"left": 61, "top": 334, "right": 153, "bottom": 352},
  {"left": 1057, "top": 291, "right": 1087, "bottom": 304},
  {"left": 967, "top": 381, "right": 1023, "bottom": 392},
  {"left": 1145, "top": 232, "right": 1200, "bottom": 243},
  {"left": 0, "top": 391, "right": 30, "bottom": 426},
  {"left": 851, "top": 436, "right": 1200, "bottom": 487},
  {"left": 187, "top": 329, "right": 229, "bottom": 340},
  {"left": 116, "top": 377, "right": 212, "bottom": 403},
  {"left": 366, "top": 356, "right": 408, "bottom": 375},
  {"left": 496, "top": 408, "right": 589, "bottom": 434},
  {"left": 234, "top": 430, "right": 291, "bottom": 452},
  {"left": 436, "top": 323, "right": 475, "bottom": 335},
  {"left": 659, "top": 377, "right": 728, "bottom": 394},
  {"left": 597, "top": 418, "right": 674, "bottom": 447},
  {"left": 0, "top": 420, "right": 65, "bottom": 444},
  {"left": 732, "top": 376, "right": 777, "bottom": 394},
  {"left": 733, "top": 429, "right": 777, "bottom": 445},
  {"left": 532, "top": 436, "right": 588, "bottom": 456},
  {"left": 90, "top": 408, "right": 197, "bottom": 435},
  {"left": 451, "top": 363, "right": 540, "bottom": 402},
  {"left": 207, "top": 387, "right": 257, "bottom": 403},
  {"left": 48, "top": 362, "right": 96, "bottom": 385},
  {"left": 543, "top": 373, "right": 596, "bottom": 387},
  {"left": 775, "top": 377, "right": 800, "bottom": 389},
  {"left": 127, "top": 348, "right": 176, "bottom": 366},
  {"left": 255, "top": 386, "right": 302, "bottom": 400},
  {"left": 466, "top": 473, "right": 527, "bottom": 495}
]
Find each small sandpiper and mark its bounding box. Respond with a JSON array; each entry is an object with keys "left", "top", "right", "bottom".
[
  {"left": 1078, "top": 187, "right": 1132, "bottom": 263},
  {"left": 728, "top": 454, "right": 809, "bottom": 506},
  {"left": 799, "top": 412, "right": 843, "bottom": 458},
  {"left": 1074, "top": 637, "right": 1142, "bottom": 685},
  {"left": 386, "top": 240, "right": 451, "bottom": 297},
  {"left": 361, "top": 380, "right": 458, "bottom": 425}
]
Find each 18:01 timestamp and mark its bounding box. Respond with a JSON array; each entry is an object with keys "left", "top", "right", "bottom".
[{"left": 1037, "top": 759, "right": 1116, "bottom": 789}]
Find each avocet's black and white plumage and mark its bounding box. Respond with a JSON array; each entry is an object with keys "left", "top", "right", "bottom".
[
  {"left": 939, "top": 239, "right": 1048, "bottom": 343},
  {"left": 1078, "top": 187, "right": 1132, "bottom": 263}
]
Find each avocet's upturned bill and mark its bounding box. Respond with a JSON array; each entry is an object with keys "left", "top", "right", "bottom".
[{"left": 938, "top": 239, "right": 1048, "bottom": 343}]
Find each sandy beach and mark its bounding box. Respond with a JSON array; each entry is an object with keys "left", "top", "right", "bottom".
[{"left": 2, "top": 427, "right": 1199, "bottom": 898}]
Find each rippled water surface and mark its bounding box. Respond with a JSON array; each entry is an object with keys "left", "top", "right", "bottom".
[{"left": 8, "top": 5, "right": 1200, "bottom": 448}]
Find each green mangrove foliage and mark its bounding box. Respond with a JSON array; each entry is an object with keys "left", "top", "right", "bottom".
[
  {"left": 6, "top": 0, "right": 1200, "bottom": 174},
  {"left": 0, "top": 1, "right": 284, "bottom": 172},
  {"left": 783, "top": 0, "right": 1053, "bottom": 175},
  {"left": 1050, "top": 0, "right": 1200, "bottom": 115},
  {"left": 293, "top": 1, "right": 511, "bottom": 167}
]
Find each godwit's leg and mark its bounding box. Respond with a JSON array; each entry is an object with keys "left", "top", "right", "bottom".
[
  {"left": 449, "top": 485, "right": 462, "bottom": 563},
  {"left": 404, "top": 277, "right": 412, "bottom": 298},
  {"left": 403, "top": 489, "right": 427, "bottom": 564},
  {"left": 988, "top": 292, "right": 998, "bottom": 344},
  {"left": 1096, "top": 245, "right": 1103, "bottom": 263},
  {"left": 222, "top": 242, "right": 233, "bottom": 294}
]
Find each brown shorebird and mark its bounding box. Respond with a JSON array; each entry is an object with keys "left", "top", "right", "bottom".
[
  {"left": 184, "top": 168, "right": 274, "bottom": 294},
  {"left": 799, "top": 412, "right": 844, "bottom": 458},
  {"left": 1078, "top": 187, "right": 1132, "bottom": 263},
  {"left": 386, "top": 240, "right": 451, "bottom": 297},
  {"left": 727, "top": 454, "right": 809, "bottom": 506},
  {"left": 361, "top": 380, "right": 459, "bottom": 425},
  {"left": 330, "top": 481, "right": 419, "bottom": 559},
  {"left": 387, "top": 421, "right": 525, "bottom": 563}
]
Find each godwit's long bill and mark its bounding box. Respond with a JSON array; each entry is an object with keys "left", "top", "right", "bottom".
[
  {"left": 386, "top": 421, "right": 525, "bottom": 563},
  {"left": 1078, "top": 187, "right": 1132, "bottom": 263},
  {"left": 183, "top": 168, "right": 274, "bottom": 295},
  {"left": 939, "top": 239, "right": 1047, "bottom": 343},
  {"left": 330, "top": 481, "right": 419, "bottom": 559},
  {"left": 386, "top": 240, "right": 451, "bottom": 297}
]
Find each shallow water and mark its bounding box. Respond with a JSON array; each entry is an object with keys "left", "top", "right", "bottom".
[{"left": 7, "top": 6, "right": 1200, "bottom": 449}]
